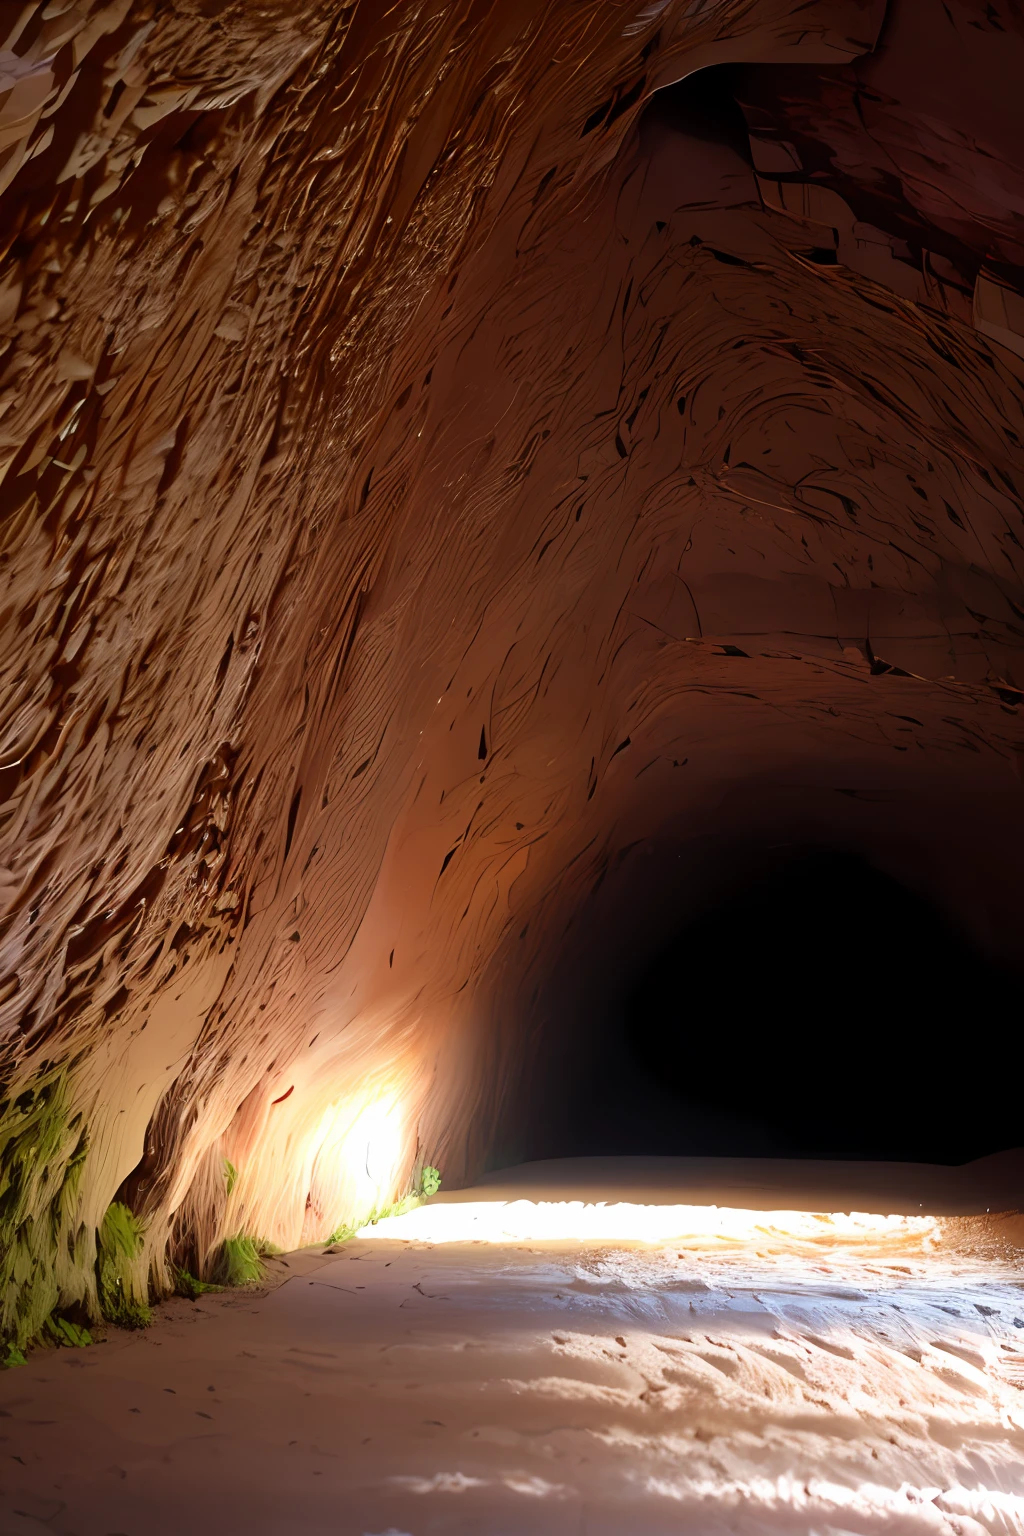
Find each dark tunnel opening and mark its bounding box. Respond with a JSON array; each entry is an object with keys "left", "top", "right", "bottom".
[
  {"left": 520, "top": 850, "right": 1022, "bottom": 1170},
  {"left": 640, "top": 62, "right": 754, "bottom": 163}
]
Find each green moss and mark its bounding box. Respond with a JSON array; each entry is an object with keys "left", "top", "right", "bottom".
[
  {"left": 97, "top": 1201, "right": 151, "bottom": 1328},
  {"left": 2, "top": 1344, "right": 26, "bottom": 1369},
  {"left": 223, "top": 1159, "right": 238, "bottom": 1197},
  {"left": 421, "top": 1165, "right": 441, "bottom": 1198},
  {"left": 327, "top": 1219, "right": 360, "bottom": 1246},
  {"left": 215, "top": 1234, "right": 275, "bottom": 1286},
  {"left": 174, "top": 1268, "right": 224, "bottom": 1300},
  {"left": 327, "top": 1191, "right": 424, "bottom": 1247},
  {"left": 327, "top": 1165, "right": 443, "bottom": 1246},
  {"left": 0, "top": 1069, "right": 87, "bottom": 1354},
  {"left": 44, "top": 1315, "right": 92, "bottom": 1348}
]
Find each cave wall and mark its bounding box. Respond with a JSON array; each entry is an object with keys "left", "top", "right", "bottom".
[
  {"left": 1, "top": 0, "right": 1023, "bottom": 1347},
  {"left": 731, "top": 0, "right": 1024, "bottom": 306}
]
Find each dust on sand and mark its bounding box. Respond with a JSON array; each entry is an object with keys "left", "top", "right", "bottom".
[{"left": 3, "top": 1158, "right": 1023, "bottom": 1536}]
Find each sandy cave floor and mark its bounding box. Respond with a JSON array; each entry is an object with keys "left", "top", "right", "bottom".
[{"left": 3, "top": 1160, "right": 1024, "bottom": 1536}]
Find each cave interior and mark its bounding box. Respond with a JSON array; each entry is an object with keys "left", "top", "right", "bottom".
[{"left": 0, "top": 0, "right": 1023, "bottom": 1489}]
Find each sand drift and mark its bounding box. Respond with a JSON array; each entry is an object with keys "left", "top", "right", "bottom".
[{"left": 4, "top": 1183, "right": 1023, "bottom": 1535}]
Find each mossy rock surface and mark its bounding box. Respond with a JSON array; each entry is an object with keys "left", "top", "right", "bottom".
[
  {"left": 0, "top": 1071, "right": 87, "bottom": 1353},
  {"left": 97, "top": 1201, "right": 151, "bottom": 1328},
  {"left": 328, "top": 1189, "right": 428, "bottom": 1246},
  {"left": 175, "top": 1268, "right": 225, "bottom": 1300},
  {"left": 45, "top": 1315, "right": 92, "bottom": 1348},
  {"left": 214, "top": 1235, "right": 277, "bottom": 1286}
]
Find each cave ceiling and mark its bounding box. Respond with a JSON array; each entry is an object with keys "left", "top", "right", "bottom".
[{"left": 0, "top": 0, "right": 1022, "bottom": 1332}]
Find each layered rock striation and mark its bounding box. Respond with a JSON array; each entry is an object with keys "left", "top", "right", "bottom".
[{"left": 0, "top": 0, "right": 1022, "bottom": 1351}]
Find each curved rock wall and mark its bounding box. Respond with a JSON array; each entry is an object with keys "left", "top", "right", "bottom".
[{"left": 1, "top": 0, "right": 1022, "bottom": 1346}]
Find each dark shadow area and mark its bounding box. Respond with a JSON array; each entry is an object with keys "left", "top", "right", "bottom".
[
  {"left": 609, "top": 850, "right": 1019, "bottom": 1165},
  {"left": 488, "top": 800, "right": 1024, "bottom": 1175},
  {"left": 637, "top": 1, "right": 1024, "bottom": 303},
  {"left": 723, "top": 0, "right": 1024, "bottom": 286},
  {"left": 640, "top": 63, "right": 754, "bottom": 162}
]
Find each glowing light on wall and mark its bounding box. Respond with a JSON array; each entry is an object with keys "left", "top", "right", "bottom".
[{"left": 343, "top": 1093, "right": 405, "bottom": 1209}]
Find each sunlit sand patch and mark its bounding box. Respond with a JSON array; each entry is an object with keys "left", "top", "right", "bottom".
[
  {"left": 355, "top": 1191, "right": 1024, "bottom": 1533},
  {"left": 359, "top": 1197, "right": 941, "bottom": 1251},
  {"left": 389, "top": 1470, "right": 571, "bottom": 1498},
  {"left": 639, "top": 1472, "right": 1024, "bottom": 1530}
]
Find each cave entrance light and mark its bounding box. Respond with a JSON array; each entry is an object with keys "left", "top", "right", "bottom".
[{"left": 356, "top": 1198, "right": 939, "bottom": 1249}]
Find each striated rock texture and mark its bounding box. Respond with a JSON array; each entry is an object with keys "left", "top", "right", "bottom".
[
  {"left": 730, "top": 0, "right": 1024, "bottom": 325},
  {"left": 0, "top": 0, "right": 1022, "bottom": 1347}
]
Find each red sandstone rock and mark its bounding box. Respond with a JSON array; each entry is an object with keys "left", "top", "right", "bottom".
[{"left": 0, "top": 0, "right": 1021, "bottom": 1323}]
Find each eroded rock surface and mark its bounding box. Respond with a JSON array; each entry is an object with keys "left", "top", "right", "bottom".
[{"left": 0, "top": 0, "right": 1022, "bottom": 1343}]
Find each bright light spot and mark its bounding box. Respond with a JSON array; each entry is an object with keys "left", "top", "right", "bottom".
[
  {"left": 357, "top": 1198, "right": 939, "bottom": 1249},
  {"left": 391, "top": 1472, "right": 485, "bottom": 1494},
  {"left": 504, "top": 1474, "right": 569, "bottom": 1498},
  {"left": 390, "top": 1471, "right": 570, "bottom": 1498},
  {"left": 343, "top": 1094, "right": 404, "bottom": 1207},
  {"left": 643, "top": 1472, "right": 1024, "bottom": 1527}
]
